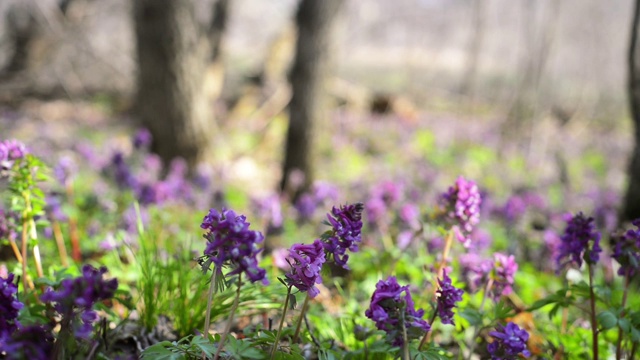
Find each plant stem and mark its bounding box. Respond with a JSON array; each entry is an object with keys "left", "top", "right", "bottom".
[
  {"left": 401, "top": 310, "right": 410, "bottom": 360},
  {"left": 466, "top": 278, "right": 493, "bottom": 360},
  {"left": 213, "top": 273, "right": 243, "bottom": 360},
  {"left": 69, "top": 217, "right": 81, "bottom": 262},
  {"left": 270, "top": 285, "right": 293, "bottom": 360},
  {"left": 588, "top": 262, "right": 599, "bottom": 360},
  {"left": 615, "top": 267, "right": 631, "bottom": 360},
  {"left": 437, "top": 231, "right": 454, "bottom": 279},
  {"left": 52, "top": 221, "right": 69, "bottom": 267},
  {"left": 418, "top": 308, "right": 439, "bottom": 350},
  {"left": 203, "top": 266, "right": 219, "bottom": 338},
  {"left": 21, "top": 217, "right": 29, "bottom": 291},
  {"left": 292, "top": 293, "right": 311, "bottom": 343}
]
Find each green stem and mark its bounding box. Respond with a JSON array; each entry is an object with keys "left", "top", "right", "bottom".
[
  {"left": 203, "top": 266, "right": 219, "bottom": 338},
  {"left": 270, "top": 286, "right": 293, "bottom": 360},
  {"left": 588, "top": 262, "right": 599, "bottom": 360},
  {"left": 401, "top": 311, "right": 410, "bottom": 360},
  {"left": 418, "top": 308, "right": 439, "bottom": 350},
  {"left": 213, "top": 273, "right": 242, "bottom": 360},
  {"left": 616, "top": 268, "right": 631, "bottom": 360},
  {"left": 466, "top": 278, "right": 493, "bottom": 360},
  {"left": 292, "top": 293, "right": 311, "bottom": 343}
]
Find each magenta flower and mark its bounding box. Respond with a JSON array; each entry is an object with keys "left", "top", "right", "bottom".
[
  {"left": 557, "top": 212, "right": 602, "bottom": 270},
  {"left": 0, "top": 139, "right": 27, "bottom": 173},
  {"left": 487, "top": 322, "right": 531, "bottom": 359},
  {"left": 490, "top": 253, "right": 518, "bottom": 299},
  {"left": 285, "top": 240, "right": 326, "bottom": 298},
  {"left": 439, "top": 176, "right": 482, "bottom": 247},
  {"left": 365, "top": 276, "right": 430, "bottom": 346},
  {"left": 200, "top": 208, "right": 268, "bottom": 284},
  {"left": 435, "top": 271, "right": 464, "bottom": 325}
]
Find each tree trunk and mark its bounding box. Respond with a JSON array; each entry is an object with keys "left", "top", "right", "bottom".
[
  {"left": 280, "top": 0, "right": 343, "bottom": 198},
  {"left": 133, "top": 0, "right": 212, "bottom": 169},
  {"left": 623, "top": 0, "right": 640, "bottom": 221}
]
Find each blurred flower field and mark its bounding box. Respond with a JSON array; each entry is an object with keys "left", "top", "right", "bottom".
[{"left": 0, "top": 103, "right": 639, "bottom": 360}]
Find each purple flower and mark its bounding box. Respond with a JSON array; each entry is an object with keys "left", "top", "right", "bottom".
[
  {"left": 285, "top": 240, "right": 326, "bottom": 298},
  {"left": 557, "top": 212, "right": 602, "bottom": 270},
  {"left": 0, "top": 139, "right": 27, "bottom": 172},
  {"left": 365, "top": 197, "right": 387, "bottom": 228},
  {"left": 399, "top": 203, "right": 420, "bottom": 229},
  {"left": 365, "top": 276, "right": 430, "bottom": 346},
  {"left": 0, "top": 209, "right": 16, "bottom": 241},
  {"left": 252, "top": 194, "right": 284, "bottom": 234},
  {"left": 491, "top": 253, "right": 518, "bottom": 299},
  {"left": 500, "top": 195, "right": 527, "bottom": 225},
  {"left": 439, "top": 176, "right": 482, "bottom": 247},
  {"left": 295, "top": 194, "right": 317, "bottom": 222},
  {"left": 109, "top": 152, "right": 137, "bottom": 190},
  {"left": 133, "top": 128, "right": 152, "bottom": 149},
  {"left": 487, "top": 322, "right": 531, "bottom": 359},
  {"left": 200, "top": 209, "right": 268, "bottom": 284},
  {"left": 459, "top": 253, "right": 492, "bottom": 293},
  {"left": 0, "top": 324, "right": 54, "bottom": 360},
  {"left": 53, "top": 156, "right": 76, "bottom": 186},
  {"left": 435, "top": 271, "right": 464, "bottom": 325},
  {"left": 612, "top": 219, "right": 640, "bottom": 277},
  {"left": 372, "top": 181, "right": 403, "bottom": 206},
  {"left": 0, "top": 274, "right": 23, "bottom": 337},
  {"left": 323, "top": 203, "right": 364, "bottom": 269},
  {"left": 45, "top": 194, "right": 68, "bottom": 222},
  {"left": 40, "top": 265, "right": 117, "bottom": 339}
]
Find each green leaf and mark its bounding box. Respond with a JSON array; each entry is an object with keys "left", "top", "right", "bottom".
[
  {"left": 597, "top": 310, "right": 618, "bottom": 330},
  {"left": 140, "top": 342, "right": 185, "bottom": 360},
  {"left": 459, "top": 308, "right": 483, "bottom": 326}
]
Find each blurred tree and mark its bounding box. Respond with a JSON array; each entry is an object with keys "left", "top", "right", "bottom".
[
  {"left": 134, "top": 0, "right": 229, "bottom": 169},
  {"left": 623, "top": 0, "right": 640, "bottom": 221},
  {"left": 280, "top": 0, "right": 343, "bottom": 198}
]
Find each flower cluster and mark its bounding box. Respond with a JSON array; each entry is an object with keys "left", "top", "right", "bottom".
[
  {"left": 294, "top": 182, "right": 339, "bottom": 221},
  {"left": 0, "top": 139, "right": 27, "bottom": 173},
  {"left": 0, "top": 324, "right": 54, "bottom": 360},
  {"left": 365, "top": 276, "right": 430, "bottom": 346},
  {"left": 200, "top": 208, "right": 268, "bottom": 284},
  {"left": 323, "top": 203, "right": 364, "bottom": 269},
  {"left": 491, "top": 253, "right": 518, "bottom": 299},
  {"left": 435, "top": 271, "right": 464, "bottom": 325},
  {"left": 487, "top": 322, "right": 531, "bottom": 359},
  {"left": 612, "top": 219, "right": 640, "bottom": 277},
  {"left": 0, "top": 274, "right": 22, "bottom": 337},
  {"left": 556, "top": 212, "right": 602, "bottom": 270},
  {"left": 284, "top": 240, "right": 326, "bottom": 298},
  {"left": 439, "top": 176, "right": 482, "bottom": 247},
  {"left": 40, "top": 265, "right": 118, "bottom": 338}
]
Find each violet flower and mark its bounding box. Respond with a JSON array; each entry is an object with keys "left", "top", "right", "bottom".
[
  {"left": 612, "top": 219, "right": 640, "bottom": 277},
  {"left": 487, "top": 322, "right": 531, "bottom": 359},
  {"left": 284, "top": 240, "right": 326, "bottom": 298},
  {"left": 439, "top": 176, "right": 482, "bottom": 247},
  {"left": 200, "top": 208, "right": 268, "bottom": 284},
  {"left": 556, "top": 212, "right": 602, "bottom": 270},
  {"left": 365, "top": 276, "right": 430, "bottom": 346},
  {"left": 40, "top": 265, "right": 118, "bottom": 339},
  {"left": 0, "top": 274, "right": 23, "bottom": 337},
  {"left": 323, "top": 203, "right": 364, "bottom": 269},
  {"left": 435, "top": 271, "right": 464, "bottom": 325}
]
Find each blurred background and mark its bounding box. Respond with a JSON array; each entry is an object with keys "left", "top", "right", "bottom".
[{"left": 0, "top": 0, "right": 636, "bottom": 220}]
